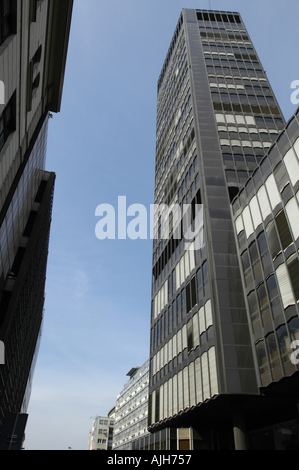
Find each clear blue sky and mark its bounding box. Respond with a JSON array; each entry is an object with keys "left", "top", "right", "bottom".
[{"left": 24, "top": 0, "right": 299, "bottom": 450}]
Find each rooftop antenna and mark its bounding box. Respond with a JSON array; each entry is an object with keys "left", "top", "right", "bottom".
[{"left": 209, "top": 0, "right": 212, "bottom": 9}]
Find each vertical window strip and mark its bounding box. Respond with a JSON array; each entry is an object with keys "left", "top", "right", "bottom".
[
  {"left": 201, "top": 352, "right": 210, "bottom": 401},
  {"left": 159, "top": 383, "right": 164, "bottom": 421},
  {"left": 257, "top": 185, "right": 272, "bottom": 220},
  {"left": 284, "top": 148, "right": 299, "bottom": 187},
  {"left": 205, "top": 299, "right": 213, "bottom": 328},
  {"left": 183, "top": 367, "right": 189, "bottom": 409},
  {"left": 265, "top": 174, "right": 281, "bottom": 210},
  {"left": 249, "top": 195, "right": 262, "bottom": 229},
  {"left": 285, "top": 197, "right": 299, "bottom": 241},
  {"left": 242, "top": 205, "right": 254, "bottom": 238},
  {"left": 189, "top": 362, "right": 196, "bottom": 407},
  {"left": 208, "top": 347, "right": 218, "bottom": 396},
  {"left": 193, "top": 311, "right": 200, "bottom": 348},
  {"left": 195, "top": 357, "right": 202, "bottom": 404},
  {"left": 276, "top": 263, "right": 296, "bottom": 309}
]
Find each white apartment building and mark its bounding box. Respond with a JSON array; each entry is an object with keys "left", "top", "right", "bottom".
[
  {"left": 88, "top": 408, "right": 115, "bottom": 451},
  {"left": 113, "top": 360, "right": 150, "bottom": 450}
]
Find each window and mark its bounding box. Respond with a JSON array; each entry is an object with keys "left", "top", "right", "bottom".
[
  {"left": 276, "top": 325, "right": 292, "bottom": 365},
  {"left": 289, "top": 317, "right": 299, "bottom": 342},
  {"left": 249, "top": 241, "right": 262, "bottom": 278},
  {"left": 187, "top": 319, "right": 193, "bottom": 353},
  {"left": 255, "top": 339, "right": 269, "bottom": 378},
  {"left": 196, "top": 268, "right": 203, "bottom": 300},
  {"left": 0, "top": 90, "right": 16, "bottom": 152},
  {"left": 285, "top": 197, "right": 299, "bottom": 241},
  {"left": 266, "top": 333, "right": 280, "bottom": 371},
  {"left": 274, "top": 162, "right": 289, "bottom": 192},
  {"left": 266, "top": 274, "right": 280, "bottom": 311},
  {"left": 202, "top": 262, "right": 209, "bottom": 296},
  {"left": 243, "top": 206, "right": 254, "bottom": 238},
  {"left": 275, "top": 210, "right": 292, "bottom": 250},
  {"left": 241, "top": 250, "right": 252, "bottom": 286},
  {"left": 257, "top": 282, "right": 271, "bottom": 325},
  {"left": 0, "top": 0, "right": 16, "bottom": 46},
  {"left": 265, "top": 220, "right": 281, "bottom": 259},
  {"left": 287, "top": 254, "right": 299, "bottom": 301},
  {"left": 276, "top": 263, "right": 295, "bottom": 309},
  {"left": 257, "top": 231, "right": 269, "bottom": 268},
  {"left": 265, "top": 174, "right": 281, "bottom": 210},
  {"left": 248, "top": 291, "right": 260, "bottom": 332}
]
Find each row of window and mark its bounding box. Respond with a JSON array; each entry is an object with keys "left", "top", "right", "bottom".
[
  {"left": 213, "top": 100, "right": 280, "bottom": 117},
  {"left": 152, "top": 186, "right": 201, "bottom": 280},
  {"left": 152, "top": 299, "right": 213, "bottom": 376},
  {"left": 200, "top": 31, "right": 248, "bottom": 41},
  {"left": 255, "top": 317, "right": 299, "bottom": 386},
  {"left": 197, "top": 11, "right": 242, "bottom": 24},
  {"left": 156, "top": 56, "right": 188, "bottom": 151},
  {"left": 157, "top": 14, "right": 184, "bottom": 93},
  {"left": 0, "top": 0, "right": 16, "bottom": 46},
  {"left": 155, "top": 71, "right": 189, "bottom": 196},
  {"left": 235, "top": 139, "right": 299, "bottom": 244},
  {"left": 149, "top": 347, "right": 218, "bottom": 425},
  {"left": 0, "top": 91, "right": 16, "bottom": 152},
  {"left": 151, "top": 262, "right": 209, "bottom": 353}
]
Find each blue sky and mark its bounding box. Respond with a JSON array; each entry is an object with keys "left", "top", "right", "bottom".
[{"left": 24, "top": 0, "right": 299, "bottom": 450}]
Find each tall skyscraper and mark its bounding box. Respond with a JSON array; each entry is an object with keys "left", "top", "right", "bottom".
[
  {"left": 147, "top": 9, "right": 299, "bottom": 450},
  {"left": 0, "top": 0, "right": 73, "bottom": 444}
]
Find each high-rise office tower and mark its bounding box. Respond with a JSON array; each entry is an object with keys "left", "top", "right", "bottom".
[
  {"left": 147, "top": 9, "right": 299, "bottom": 450},
  {"left": 0, "top": 0, "right": 73, "bottom": 445}
]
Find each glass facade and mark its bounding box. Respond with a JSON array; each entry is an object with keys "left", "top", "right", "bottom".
[
  {"left": 232, "top": 111, "right": 299, "bottom": 387},
  {"left": 147, "top": 9, "right": 299, "bottom": 449}
]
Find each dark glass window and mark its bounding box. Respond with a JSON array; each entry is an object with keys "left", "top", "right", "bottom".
[
  {"left": 275, "top": 210, "right": 292, "bottom": 250},
  {"left": 255, "top": 339, "right": 269, "bottom": 376},
  {"left": 289, "top": 317, "right": 299, "bottom": 342},
  {"left": 202, "top": 261, "right": 209, "bottom": 296},
  {"left": 257, "top": 231, "right": 270, "bottom": 269},
  {"left": 287, "top": 254, "right": 299, "bottom": 301},
  {"left": 0, "top": 0, "right": 16, "bottom": 46},
  {"left": 248, "top": 290, "right": 260, "bottom": 331},
  {"left": 0, "top": 90, "right": 16, "bottom": 152},
  {"left": 181, "top": 288, "right": 186, "bottom": 317},
  {"left": 266, "top": 333, "right": 280, "bottom": 370},
  {"left": 176, "top": 294, "right": 181, "bottom": 323},
  {"left": 266, "top": 274, "right": 280, "bottom": 311},
  {"left": 196, "top": 268, "right": 203, "bottom": 300},
  {"left": 276, "top": 325, "right": 291, "bottom": 365},
  {"left": 187, "top": 319, "right": 193, "bottom": 353},
  {"left": 226, "top": 170, "right": 237, "bottom": 183},
  {"left": 274, "top": 162, "right": 289, "bottom": 192},
  {"left": 257, "top": 282, "right": 271, "bottom": 325},
  {"left": 241, "top": 250, "right": 253, "bottom": 286},
  {"left": 249, "top": 241, "right": 262, "bottom": 278},
  {"left": 266, "top": 220, "right": 281, "bottom": 259}
]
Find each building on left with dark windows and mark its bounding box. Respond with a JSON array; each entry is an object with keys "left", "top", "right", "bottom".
[{"left": 0, "top": 0, "right": 73, "bottom": 448}]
